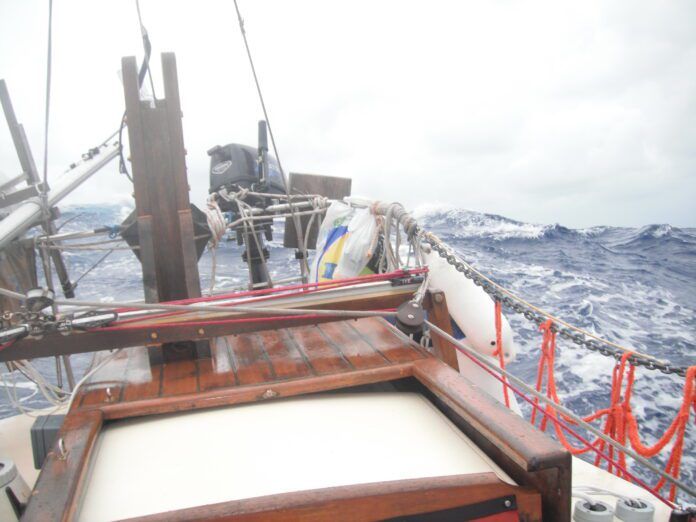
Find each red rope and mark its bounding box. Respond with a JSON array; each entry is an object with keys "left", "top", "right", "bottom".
[
  {"left": 100, "top": 309, "right": 397, "bottom": 332},
  {"left": 113, "top": 268, "right": 427, "bottom": 314},
  {"left": 493, "top": 300, "right": 510, "bottom": 408},
  {"left": 528, "top": 319, "right": 695, "bottom": 502},
  {"left": 444, "top": 330, "right": 678, "bottom": 509}
]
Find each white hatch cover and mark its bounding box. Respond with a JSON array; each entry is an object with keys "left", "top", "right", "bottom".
[{"left": 77, "top": 392, "right": 513, "bottom": 521}]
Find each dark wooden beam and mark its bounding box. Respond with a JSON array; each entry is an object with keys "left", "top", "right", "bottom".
[
  {"left": 413, "top": 358, "right": 572, "bottom": 522},
  {"left": 122, "top": 53, "right": 208, "bottom": 361},
  {"left": 88, "top": 362, "right": 414, "bottom": 420},
  {"left": 21, "top": 410, "right": 103, "bottom": 522},
  {"left": 423, "top": 289, "right": 459, "bottom": 370},
  {"left": 283, "top": 173, "right": 352, "bottom": 250}
]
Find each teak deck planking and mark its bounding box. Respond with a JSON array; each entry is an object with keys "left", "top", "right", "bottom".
[{"left": 73, "top": 318, "right": 429, "bottom": 410}]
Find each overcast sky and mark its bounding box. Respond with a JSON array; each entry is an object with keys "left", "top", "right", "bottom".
[{"left": 1, "top": 1, "right": 695, "bottom": 228}]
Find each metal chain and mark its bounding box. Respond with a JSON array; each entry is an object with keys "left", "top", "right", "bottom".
[{"left": 423, "top": 233, "right": 690, "bottom": 378}]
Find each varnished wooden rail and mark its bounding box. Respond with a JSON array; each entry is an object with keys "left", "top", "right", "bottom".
[{"left": 118, "top": 474, "right": 541, "bottom": 522}]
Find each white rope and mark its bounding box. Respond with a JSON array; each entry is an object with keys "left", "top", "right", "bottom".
[
  {"left": 0, "top": 350, "right": 123, "bottom": 416},
  {"left": 205, "top": 196, "right": 228, "bottom": 295}
]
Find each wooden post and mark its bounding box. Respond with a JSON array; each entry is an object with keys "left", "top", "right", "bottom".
[
  {"left": 122, "top": 53, "right": 210, "bottom": 362},
  {"left": 424, "top": 289, "right": 459, "bottom": 371}
]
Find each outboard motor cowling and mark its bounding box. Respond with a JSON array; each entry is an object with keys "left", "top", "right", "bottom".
[{"left": 208, "top": 144, "right": 285, "bottom": 202}]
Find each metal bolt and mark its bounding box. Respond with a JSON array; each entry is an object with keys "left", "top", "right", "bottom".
[
  {"left": 150, "top": 332, "right": 158, "bottom": 340},
  {"left": 261, "top": 389, "right": 278, "bottom": 399},
  {"left": 407, "top": 314, "right": 415, "bottom": 320},
  {"left": 58, "top": 438, "right": 67, "bottom": 460},
  {"left": 504, "top": 500, "right": 512, "bottom": 508}
]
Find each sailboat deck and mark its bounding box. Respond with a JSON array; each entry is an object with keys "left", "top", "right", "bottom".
[
  {"left": 73, "top": 317, "right": 429, "bottom": 415},
  {"left": 25, "top": 316, "right": 570, "bottom": 521}
]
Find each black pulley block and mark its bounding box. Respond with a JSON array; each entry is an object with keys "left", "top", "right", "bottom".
[{"left": 395, "top": 301, "right": 425, "bottom": 335}]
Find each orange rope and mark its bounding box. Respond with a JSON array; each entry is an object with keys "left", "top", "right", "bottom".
[
  {"left": 493, "top": 300, "right": 510, "bottom": 408},
  {"left": 529, "top": 319, "right": 696, "bottom": 501},
  {"left": 531, "top": 320, "right": 603, "bottom": 454}
]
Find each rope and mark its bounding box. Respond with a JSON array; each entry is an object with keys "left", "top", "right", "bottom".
[
  {"left": 424, "top": 320, "right": 696, "bottom": 501},
  {"left": 134, "top": 0, "right": 157, "bottom": 99},
  {"left": 235, "top": 197, "right": 273, "bottom": 288},
  {"left": 528, "top": 320, "right": 696, "bottom": 502},
  {"left": 70, "top": 249, "right": 114, "bottom": 289},
  {"left": 0, "top": 269, "right": 425, "bottom": 322},
  {"left": 205, "top": 196, "right": 228, "bottom": 295},
  {"left": 117, "top": 0, "right": 156, "bottom": 183},
  {"left": 467, "top": 350, "right": 678, "bottom": 510},
  {"left": 0, "top": 350, "right": 122, "bottom": 416},
  {"left": 493, "top": 300, "right": 510, "bottom": 408}
]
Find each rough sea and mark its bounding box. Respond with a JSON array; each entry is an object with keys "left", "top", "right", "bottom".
[{"left": 2, "top": 203, "right": 694, "bottom": 496}]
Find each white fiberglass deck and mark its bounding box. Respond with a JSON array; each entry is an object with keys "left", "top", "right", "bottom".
[{"left": 77, "top": 392, "right": 513, "bottom": 521}]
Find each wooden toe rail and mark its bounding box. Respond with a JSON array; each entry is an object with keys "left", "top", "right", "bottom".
[{"left": 414, "top": 358, "right": 571, "bottom": 521}]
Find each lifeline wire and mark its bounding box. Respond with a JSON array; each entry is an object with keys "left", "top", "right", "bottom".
[
  {"left": 0, "top": 284, "right": 398, "bottom": 320},
  {"left": 424, "top": 320, "right": 696, "bottom": 501}
]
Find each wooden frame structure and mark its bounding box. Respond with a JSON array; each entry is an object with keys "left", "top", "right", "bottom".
[
  {"left": 121, "top": 53, "right": 209, "bottom": 363},
  {"left": 23, "top": 315, "right": 571, "bottom": 521}
]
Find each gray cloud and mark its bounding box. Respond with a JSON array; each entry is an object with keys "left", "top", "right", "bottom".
[{"left": 1, "top": 0, "right": 695, "bottom": 228}]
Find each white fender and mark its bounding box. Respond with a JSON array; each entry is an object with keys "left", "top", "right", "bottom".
[
  {"left": 425, "top": 251, "right": 521, "bottom": 415},
  {"left": 425, "top": 251, "right": 516, "bottom": 362}
]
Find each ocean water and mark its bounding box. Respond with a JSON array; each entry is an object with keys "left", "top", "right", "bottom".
[{"left": 2, "top": 203, "right": 694, "bottom": 495}]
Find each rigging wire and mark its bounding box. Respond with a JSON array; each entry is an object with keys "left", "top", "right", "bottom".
[
  {"left": 117, "top": 0, "right": 156, "bottom": 183},
  {"left": 134, "top": 0, "right": 157, "bottom": 99},
  {"left": 41, "top": 0, "right": 53, "bottom": 192},
  {"left": 70, "top": 249, "right": 114, "bottom": 289},
  {"left": 424, "top": 320, "right": 695, "bottom": 504},
  {"left": 231, "top": 0, "right": 309, "bottom": 281}
]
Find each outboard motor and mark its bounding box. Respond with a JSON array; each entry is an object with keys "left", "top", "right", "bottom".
[
  {"left": 208, "top": 121, "right": 286, "bottom": 202},
  {"left": 207, "top": 121, "right": 286, "bottom": 287}
]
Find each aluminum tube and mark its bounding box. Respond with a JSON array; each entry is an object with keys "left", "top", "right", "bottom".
[{"left": 0, "top": 143, "right": 118, "bottom": 250}]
